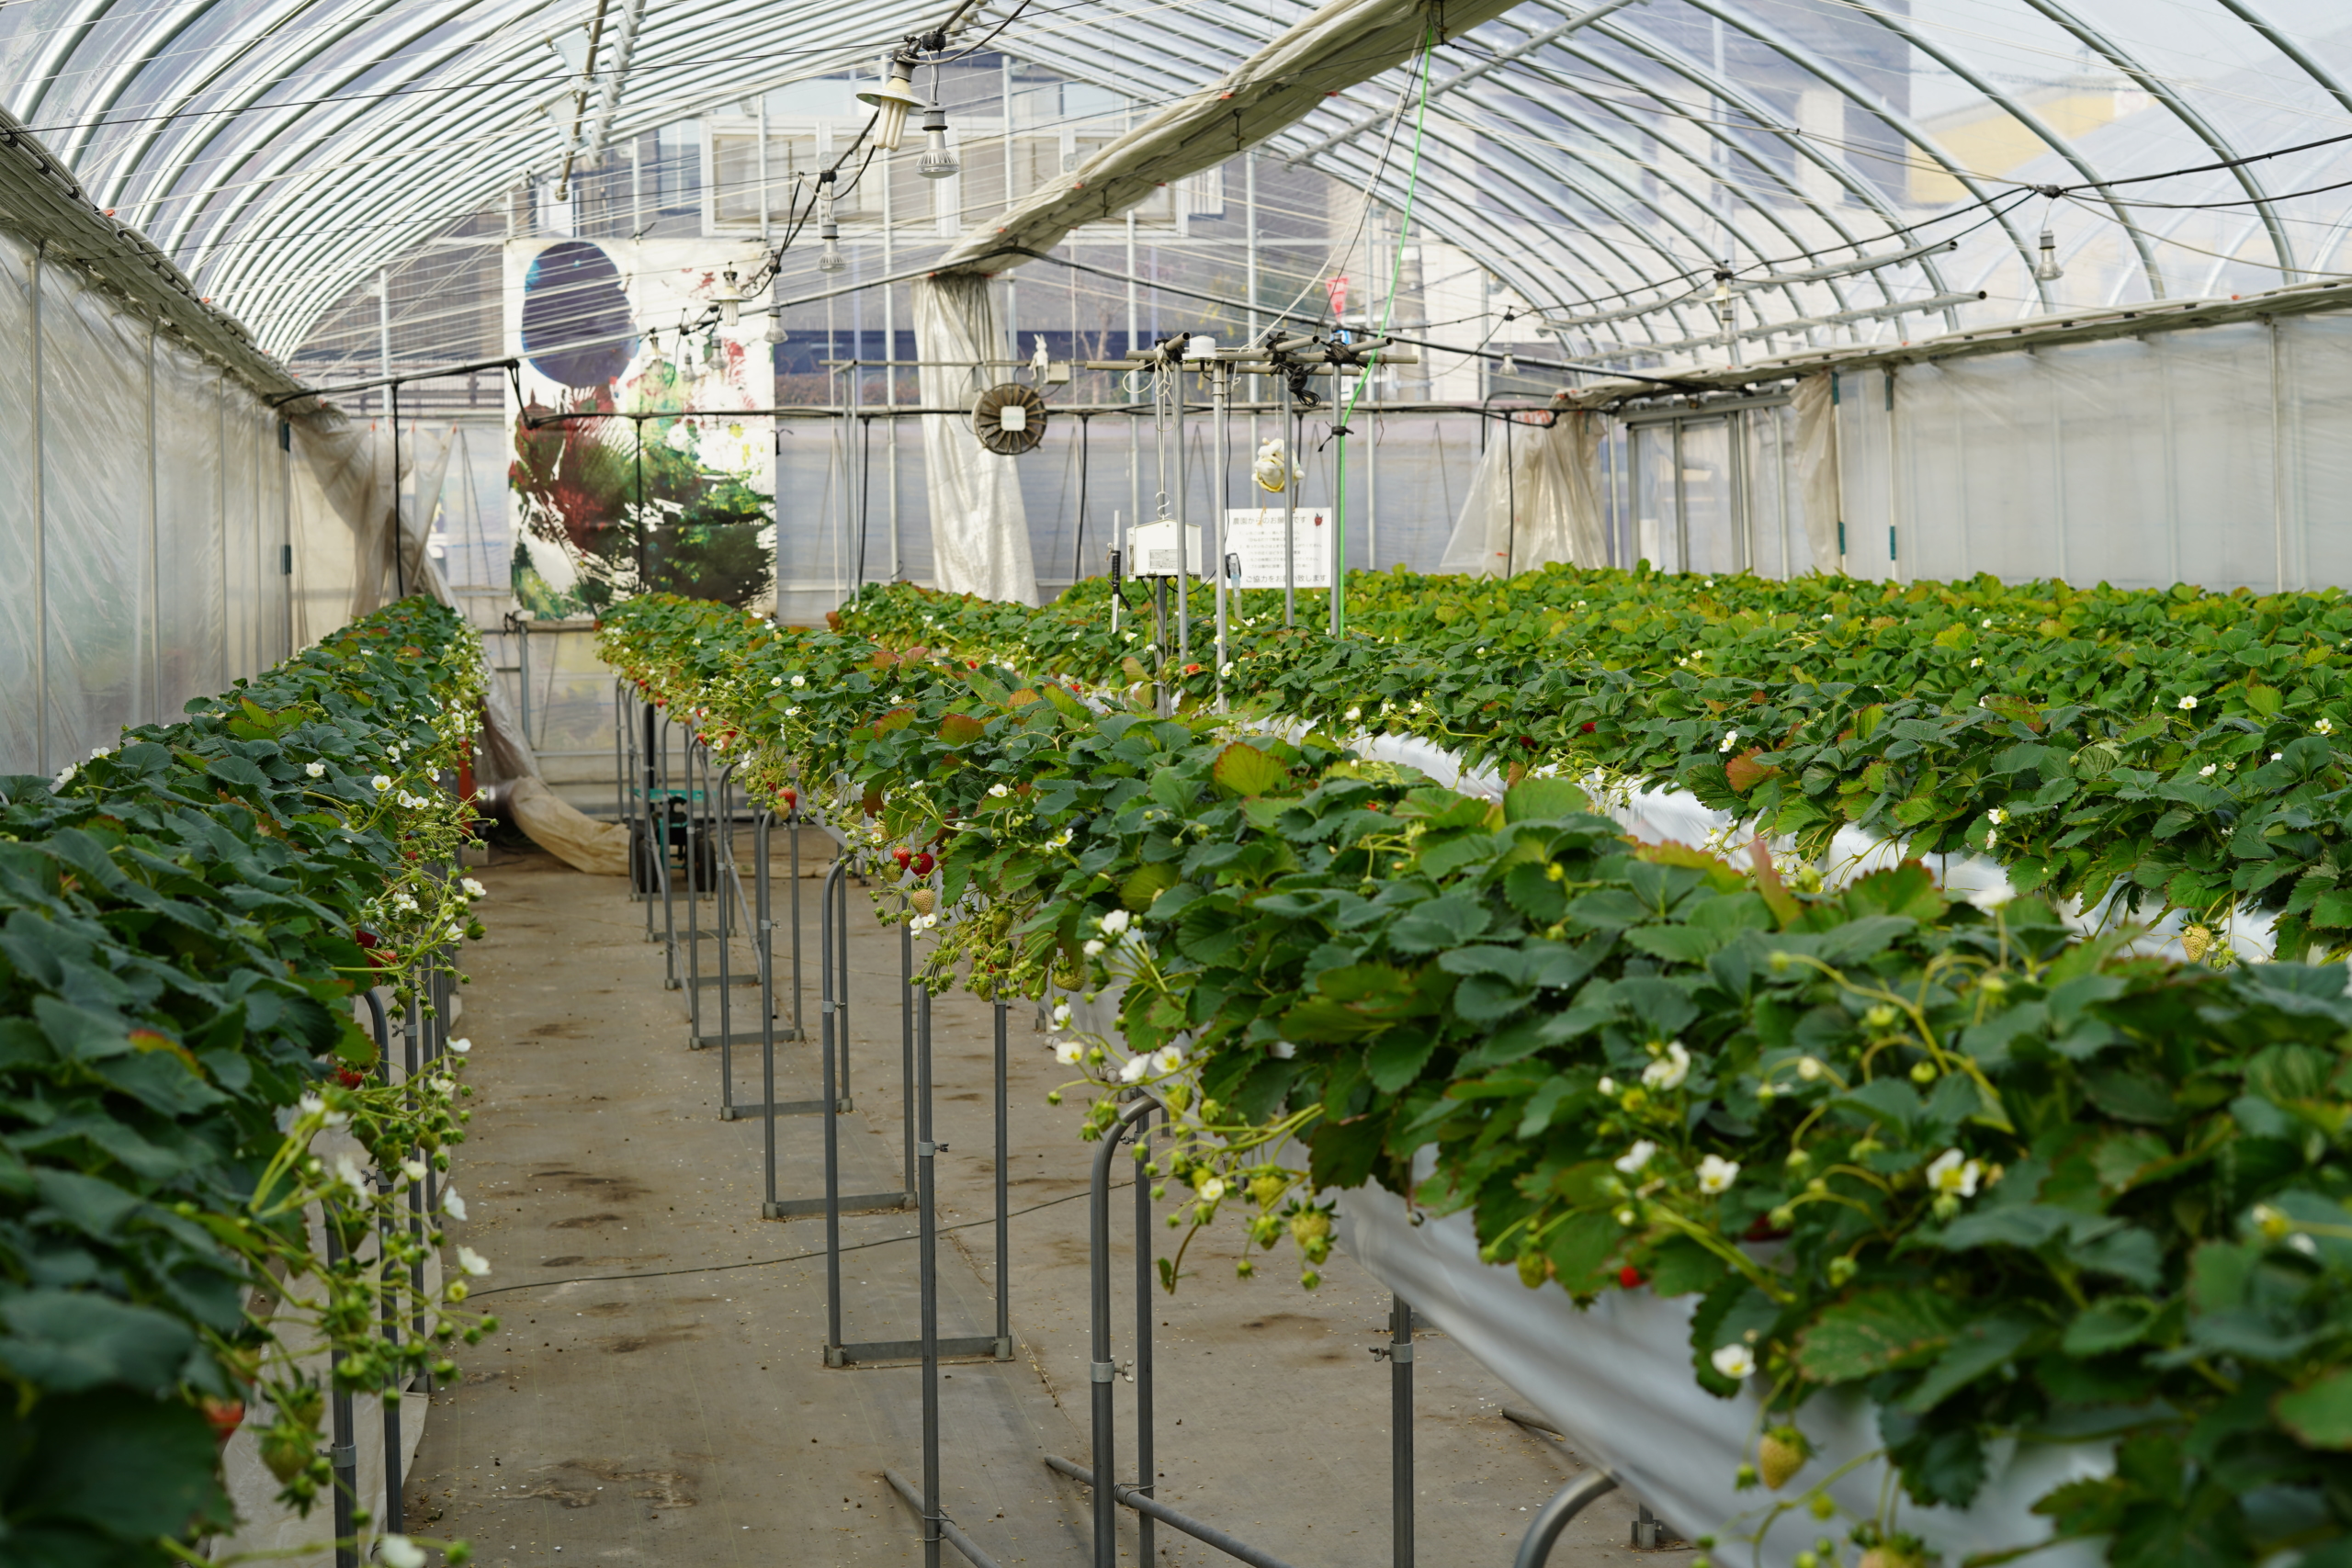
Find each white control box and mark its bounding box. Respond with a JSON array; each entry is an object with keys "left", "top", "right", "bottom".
[{"left": 1126, "top": 520, "right": 1204, "bottom": 577}]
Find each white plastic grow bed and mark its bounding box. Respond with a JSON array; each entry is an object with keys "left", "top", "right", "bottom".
[{"left": 1335, "top": 1179, "right": 2113, "bottom": 1568}]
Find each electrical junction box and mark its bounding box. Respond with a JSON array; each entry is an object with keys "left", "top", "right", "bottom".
[{"left": 1125, "top": 521, "right": 1204, "bottom": 577}]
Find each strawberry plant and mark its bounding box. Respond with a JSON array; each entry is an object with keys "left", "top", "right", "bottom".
[{"left": 1, "top": 598, "right": 493, "bottom": 1564}]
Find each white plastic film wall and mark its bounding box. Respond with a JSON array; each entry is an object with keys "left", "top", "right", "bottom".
[
  {"left": 1826, "top": 311, "right": 2352, "bottom": 592},
  {"left": 0, "top": 231, "right": 294, "bottom": 778}
]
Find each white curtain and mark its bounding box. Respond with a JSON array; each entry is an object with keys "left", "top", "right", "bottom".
[
  {"left": 913, "top": 275, "right": 1037, "bottom": 604},
  {"left": 1792, "top": 370, "right": 1841, "bottom": 574},
  {"left": 1435, "top": 411, "right": 1609, "bottom": 576}
]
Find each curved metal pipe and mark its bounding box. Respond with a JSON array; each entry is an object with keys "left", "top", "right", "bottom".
[{"left": 1512, "top": 1470, "right": 1620, "bottom": 1568}]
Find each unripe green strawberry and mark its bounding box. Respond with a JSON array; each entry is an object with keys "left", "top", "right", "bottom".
[{"left": 1758, "top": 1427, "right": 1809, "bottom": 1490}]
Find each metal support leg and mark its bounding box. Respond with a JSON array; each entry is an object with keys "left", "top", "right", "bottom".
[
  {"left": 902, "top": 906, "right": 917, "bottom": 1201},
  {"left": 379, "top": 1175, "right": 402, "bottom": 1537},
  {"left": 685, "top": 740, "right": 706, "bottom": 1035},
  {"left": 918, "top": 986, "right": 943, "bottom": 1568},
  {"left": 325, "top": 1224, "right": 358, "bottom": 1568},
  {"left": 1134, "top": 1108, "right": 1155, "bottom": 1564},
  {"left": 1091, "top": 1100, "right": 1151, "bottom": 1567},
  {"left": 994, "top": 1001, "right": 1011, "bottom": 1359},
  {"left": 659, "top": 715, "right": 680, "bottom": 987},
  {"left": 1392, "top": 1295, "right": 1414, "bottom": 1567}
]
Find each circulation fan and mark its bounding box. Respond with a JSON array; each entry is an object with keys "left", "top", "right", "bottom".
[{"left": 972, "top": 383, "right": 1049, "bottom": 456}]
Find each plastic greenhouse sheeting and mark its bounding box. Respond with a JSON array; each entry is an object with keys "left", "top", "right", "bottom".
[
  {"left": 1788, "top": 310, "right": 2352, "bottom": 592},
  {"left": 1334, "top": 1178, "right": 2112, "bottom": 1568},
  {"left": 0, "top": 229, "right": 296, "bottom": 779}
]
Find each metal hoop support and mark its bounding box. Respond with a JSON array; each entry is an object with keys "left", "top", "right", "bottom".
[{"left": 1044, "top": 1092, "right": 1421, "bottom": 1567}]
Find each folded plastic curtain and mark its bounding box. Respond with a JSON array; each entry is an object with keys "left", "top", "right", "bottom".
[
  {"left": 1434, "top": 411, "right": 1609, "bottom": 575},
  {"left": 912, "top": 274, "right": 1037, "bottom": 604},
  {"left": 288, "top": 412, "right": 629, "bottom": 874},
  {"left": 1792, "top": 371, "right": 1842, "bottom": 573}
]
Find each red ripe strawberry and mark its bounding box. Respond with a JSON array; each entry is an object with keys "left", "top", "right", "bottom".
[
  {"left": 335, "top": 1066, "right": 368, "bottom": 1089},
  {"left": 781, "top": 787, "right": 799, "bottom": 809},
  {"left": 910, "top": 852, "right": 935, "bottom": 877},
  {"left": 892, "top": 847, "right": 912, "bottom": 871},
  {"left": 1619, "top": 1265, "right": 1646, "bottom": 1289},
  {"left": 200, "top": 1397, "right": 245, "bottom": 1443},
  {"left": 354, "top": 928, "right": 379, "bottom": 949},
  {"left": 1580, "top": 721, "right": 1597, "bottom": 734},
  {"left": 1521, "top": 736, "right": 1535, "bottom": 749},
  {"left": 1184, "top": 662, "right": 1203, "bottom": 675}
]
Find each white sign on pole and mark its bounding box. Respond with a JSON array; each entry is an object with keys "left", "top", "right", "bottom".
[{"left": 1224, "top": 506, "right": 1330, "bottom": 589}]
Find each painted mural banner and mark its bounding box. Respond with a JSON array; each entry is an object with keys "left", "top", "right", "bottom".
[{"left": 503, "top": 237, "right": 778, "bottom": 615}]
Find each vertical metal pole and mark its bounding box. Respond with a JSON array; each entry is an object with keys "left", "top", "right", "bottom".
[
  {"left": 789, "top": 807, "right": 803, "bottom": 1038},
  {"left": 1134, "top": 1110, "right": 1156, "bottom": 1564},
  {"left": 760, "top": 810, "right": 778, "bottom": 1210},
  {"left": 901, "top": 899, "right": 917, "bottom": 1201},
  {"left": 611, "top": 681, "right": 625, "bottom": 828},
  {"left": 1284, "top": 400, "right": 1300, "bottom": 628},
  {"left": 716, "top": 764, "right": 734, "bottom": 1094},
  {"left": 1392, "top": 1294, "right": 1415, "bottom": 1568},
  {"left": 1172, "top": 362, "right": 1190, "bottom": 662},
  {"left": 685, "top": 738, "right": 704, "bottom": 1028},
  {"left": 1330, "top": 422, "right": 1347, "bottom": 637},
  {"left": 660, "top": 715, "right": 679, "bottom": 987},
  {"left": 379, "top": 1175, "right": 403, "bottom": 1538},
  {"left": 820, "top": 860, "right": 844, "bottom": 1346},
  {"left": 1246, "top": 150, "right": 1261, "bottom": 457},
  {"left": 917, "top": 987, "right": 943, "bottom": 1568},
  {"left": 1213, "top": 362, "right": 1230, "bottom": 689},
  {"left": 1090, "top": 1101, "right": 1149, "bottom": 1568},
  {"left": 838, "top": 853, "right": 856, "bottom": 1111},
  {"left": 29, "top": 242, "right": 47, "bottom": 778},
  {"left": 325, "top": 1223, "right": 358, "bottom": 1568},
  {"left": 1126, "top": 213, "right": 1141, "bottom": 552},
  {"left": 994, "top": 1000, "right": 1010, "bottom": 1358}
]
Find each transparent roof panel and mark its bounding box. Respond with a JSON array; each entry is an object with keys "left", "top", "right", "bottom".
[{"left": 3, "top": 0, "right": 2347, "bottom": 365}]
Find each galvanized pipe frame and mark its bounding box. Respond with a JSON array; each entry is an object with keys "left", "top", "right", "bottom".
[{"left": 1046, "top": 1094, "right": 1423, "bottom": 1567}]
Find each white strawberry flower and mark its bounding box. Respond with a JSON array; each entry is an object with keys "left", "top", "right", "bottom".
[
  {"left": 2199, "top": 763, "right": 2218, "bottom": 778},
  {"left": 306, "top": 761, "right": 326, "bottom": 778},
  {"left": 1054, "top": 1040, "right": 1084, "bottom": 1066},
  {"left": 372, "top": 774, "right": 393, "bottom": 792},
  {"left": 1196, "top": 1176, "right": 1227, "bottom": 1203},
  {"left": 1641, "top": 1041, "right": 1690, "bottom": 1090},
  {"left": 442, "top": 1189, "right": 468, "bottom": 1221},
  {"left": 376, "top": 1535, "right": 428, "bottom": 1568},
  {"left": 1118, "top": 1053, "right": 1151, "bottom": 1083},
  {"left": 1927, "top": 1148, "right": 1982, "bottom": 1198},
  {"left": 1100, "top": 909, "right": 1132, "bottom": 936},
  {"left": 2177, "top": 694, "right": 2199, "bottom": 711},
  {"left": 457, "top": 1246, "right": 491, "bottom": 1277},
  {"left": 1051, "top": 1001, "right": 1072, "bottom": 1028},
  {"left": 401, "top": 1159, "right": 428, "bottom": 1182},
  {"left": 1711, "top": 1344, "right": 1756, "bottom": 1379},
  {"left": 1696, "top": 1155, "right": 1740, "bottom": 1195},
  {"left": 1151, "top": 1044, "right": 1185, "bottom": 1073},
  {"left": 447, "top": 1036, "right": 472, "bottom": 1055},
  {"left": 462, "top": 878, "right": 488, "bottom": 898},
  {"left": 50, "top": 763, "right": 75, "bottom": 789},
  {"left": 1613, "top": 1140, "right": 1657, "bottom": 1176},
  {"left": 333, "top": 1153, "right": 369, "bottom": 1198}
]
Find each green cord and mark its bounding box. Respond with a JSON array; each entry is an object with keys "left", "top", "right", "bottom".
[{"left": 1330, "top": 24, "right": 1435, "bottom": 639}]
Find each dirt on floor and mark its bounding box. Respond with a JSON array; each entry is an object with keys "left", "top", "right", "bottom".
[{"left": 403, "top": 841, "right": 1690, "bottom": 1567}]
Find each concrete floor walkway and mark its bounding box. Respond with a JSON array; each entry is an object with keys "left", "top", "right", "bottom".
[{"left": 405, "top": 841, "right": 1692, "bottom": 1568}]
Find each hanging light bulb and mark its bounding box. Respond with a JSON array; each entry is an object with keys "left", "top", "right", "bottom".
[
  {"left": 854, "top": 57, "right": 921, "bottom": 152},
  {"left": 2035, "top": 229, "right": 2064, "bottom": 283},
  {"left": 764, "top": 310, "right": 789, "bottom": 346},
  {"left": 917, "top": 104, "right": 958, "bottom": 179},
  {"left": 1499, "top": 351, "right": 1517, "bottom": 378},
  {"left": 716, "top": 268, "right": 741, "bottom": 325},
  {"left": 816, "top": 174, "right": 846, "bottom": 274}
]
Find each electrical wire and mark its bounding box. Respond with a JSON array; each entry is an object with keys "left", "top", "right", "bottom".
[{"left": 466, "top": 1178, "right": 1124, "bottom": 1298}]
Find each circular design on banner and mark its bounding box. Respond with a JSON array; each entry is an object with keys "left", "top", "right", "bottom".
[{"left": 520, "top": 241, "right": 636, "bottom": 389}]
